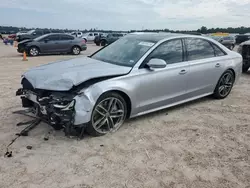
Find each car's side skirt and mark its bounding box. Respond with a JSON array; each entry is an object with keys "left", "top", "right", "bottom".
[{"left": 130, "top": 92, "right": 213, "bottom": 118}]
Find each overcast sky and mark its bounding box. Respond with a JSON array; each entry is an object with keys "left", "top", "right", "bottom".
[{"left": 1, "top": 0, "right": 250, "bottom": 30}]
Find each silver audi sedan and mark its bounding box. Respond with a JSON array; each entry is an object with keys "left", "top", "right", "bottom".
[{"left": 17, "top": 33, "right": 242, "bottom": 136}]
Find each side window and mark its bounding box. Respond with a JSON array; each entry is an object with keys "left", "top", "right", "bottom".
[
  {"left": 89, "top": 33, "right": 93, "bottom": 36},
  {"left": 212, "top": 44, "right": 226, "bottom": 56},
  {"left": 47, "top": 35, "right": 60, "bottom": 41},
  {"left": 94, "top": 33, "right": 98, "bottom": 36},
  {"left": 44, "top": 30, "right": 50, "bottom": 34},
  {"left": 147, "top": 39, "right": 183, "bottom": 64},
  {"left": 186, "top": 38, "right": 215, "bottom": 61},
  {"left": 35, "top": 30, "right": 43, "bottom": 35},
  {"left": 60, "top": 35, "right": 74, "bottom": 40}
]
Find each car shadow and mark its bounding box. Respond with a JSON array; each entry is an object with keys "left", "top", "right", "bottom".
[
  {"left": 82, "top": 96, "right": 214, "bottom": 141},
  {"left": 243, "top": 71, "right": 250, "bottom": 75}
]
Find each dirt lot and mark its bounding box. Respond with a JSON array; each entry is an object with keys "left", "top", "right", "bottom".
[{"left": 0, "top": 42, "right": 249, "bottom": 188}]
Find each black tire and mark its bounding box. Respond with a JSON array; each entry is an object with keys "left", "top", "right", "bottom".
[
  {"left": 95, "top": 42, "right": 100, "bottom": 46},
  {"left": 230, "top": 44, "right": 235, "bottom": 50},
  {"left": 242, "top": 66, "right": 249, "bottom": 73},
  {"left": 213, "top": 70, "right": 235, "bottom": 99},
  {"left": 71, "top": 46, "right": 81, "bottom": 55},
  {"left": 100, "top": 40, "right": 106, "bottom": 46},
  {"left": 28, "top": 46, "right": 39, "bottom": 56},
  {"left": 86, "top": 92, "right": 127, "bottom": 137}
]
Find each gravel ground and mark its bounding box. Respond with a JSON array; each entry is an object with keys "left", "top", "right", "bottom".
[{"left": 0, "top": 43, "right": 249, "bottom": 188}]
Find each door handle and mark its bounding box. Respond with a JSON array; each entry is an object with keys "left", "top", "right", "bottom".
[
  {"left": 179, "top": 69, "right": 187, "bottom": 75},
  {"left": 215, "top": 63, "right": 220, "bottom": 68}
]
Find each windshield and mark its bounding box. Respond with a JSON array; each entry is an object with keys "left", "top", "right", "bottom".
[
  {"left": 26, "top": 30, "right": 35, "bottom": 34},
  {"left": 91, "top": 37, "right": 155, "bottom": 67}
]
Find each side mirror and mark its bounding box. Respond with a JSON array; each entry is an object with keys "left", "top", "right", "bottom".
[
  {"left": 147, "top": 58, "right": 167, "bottom": 69},
  {"left": 44, "top": 39, "right": 49, "bottom": 43}
]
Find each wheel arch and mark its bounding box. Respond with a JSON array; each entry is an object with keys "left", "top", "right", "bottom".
[
  {"left": 98, "top": 90, "right": 132, "bottom": 119},
  {"left": 227, "top": 68, "right": 236, "bottom": 78}
]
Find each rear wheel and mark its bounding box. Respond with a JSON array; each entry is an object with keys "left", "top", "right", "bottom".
[
  {"left": 213, "top": 70, "right": 235, "bottom": 99},
  {"left": 86, "top": 92, "right": 127, "bottom": 136},
  {"left": 242, "top": 65, "right": 249, "bottom": 73},
  {"left": 29, "top": 46, "right": 39, "bottom": 56},
  {"left": 72, "top": 46, "right": 81, "bottom": 55}
]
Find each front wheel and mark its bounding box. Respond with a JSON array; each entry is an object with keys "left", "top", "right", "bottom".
[
  {"left": 213, "top": 70, "right": 235, "bottom": 99},
  {"left": 100, "top": 40, "right": 106, "bottom": 46},
  {"left": 29, "top": 46, "right": 39, "bottom": 56},
  {"left": 86, "top": 92, "right": 127, "bottom": 136}
]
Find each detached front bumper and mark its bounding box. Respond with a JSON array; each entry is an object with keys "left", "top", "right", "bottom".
[{"left": 16, "top": 87, "right": 93, "bottom": 127}]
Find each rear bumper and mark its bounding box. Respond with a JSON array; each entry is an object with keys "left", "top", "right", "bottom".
[{"left": 81, "top": 45, "right": 87, "bottom": 51}]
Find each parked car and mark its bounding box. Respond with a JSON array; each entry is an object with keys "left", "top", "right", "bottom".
[
  {"left": 16, "top": 29, "right": 51, "bottom": 42},
  {"left": 17, "top": 33, "right": 87, "bottom": 56},
  {"left": 81, "top": 32, "right": 100, "bottom": 42},
  {"left": 97, "top": 33, "right": 125, "bottom": 46},
  {"left": 219, "top": 36, "right": 236, "bottom": 50},
  {"left": 209, "top": 36, "right": 235, "bottom": 50},
  {"left": 70, "top": 31, "right": 83, "bottom": 38},
  {"left": 8, "top": 33, "right": 16, "bottom": 39},
  {"left": 16, "top": 33, "right": 242, "bottom": 137},
  {"left": 238, "top": 40, "right": 250, "bottom": 72},
  {"left": 94, "top": 33, "right": 108, "bottom": 46},
  {"left": 235, "top": 34, "right": 250, "bottom": 44}
]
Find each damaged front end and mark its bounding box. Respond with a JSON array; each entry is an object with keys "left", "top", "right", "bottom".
[{"left": 16, "top": 78, "right": 90, "bottom": 137}]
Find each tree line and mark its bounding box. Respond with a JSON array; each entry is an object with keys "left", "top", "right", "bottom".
[{"left": 1, "top": 25, "right": 250, "bottom": 34}]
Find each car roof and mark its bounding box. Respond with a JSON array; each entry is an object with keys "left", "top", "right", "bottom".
[{"left": 125, "top": 32, "right": 202, "bottom": 43}]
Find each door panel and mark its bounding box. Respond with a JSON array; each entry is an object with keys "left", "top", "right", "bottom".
[
  {"left": 56, "top": 35, "right": 74, "bottom": 52},
  {"left": 135, "top": 63, "right": 189, "bottom": 113},
  {"left": 39, "top": 35, "right": 60, "bottom": 53},
  {"left": 184, "top": 38, "right": 225, "bottom": 97},
  {"left": 186, "top": 58, "right": 224, "bottom": 97},
  {"left": 133, "top": 39, "right": 189, "bottom": 114}
]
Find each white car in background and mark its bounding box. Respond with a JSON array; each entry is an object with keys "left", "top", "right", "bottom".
[
  {"left": 82, "top": 32, "right": 100, "bottom": 42},
  {"left": 70, "top": 31, "right": 83, "bottom": 38}
]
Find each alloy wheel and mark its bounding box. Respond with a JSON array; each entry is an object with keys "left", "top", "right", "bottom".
[
  {"left": 91, "top": 97, "right": 126, "bottom": 134},
  {"left": 218, "top": 72, "right": 234, "bottom": 97},
  {"left": 30, "top": 47, "right": 39, "bottom": 56},
  {"left": 73, "top": 47, "right": 80, "bottom": 55}
]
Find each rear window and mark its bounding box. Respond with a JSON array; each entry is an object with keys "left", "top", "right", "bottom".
[
  {"left": 212, "top": 44, "right": 226, "bottom": 56},
  {"left": 186, "top": 38, "right": 215, "bottom": 61}
]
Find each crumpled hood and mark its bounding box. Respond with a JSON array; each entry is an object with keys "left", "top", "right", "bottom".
[{"left": 23, "top": 57, "right": 131, "bottom": 91}]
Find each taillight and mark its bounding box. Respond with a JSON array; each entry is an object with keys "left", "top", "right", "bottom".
[{"left": 81, "top": 40, "right": 86, "bottom": 44}]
